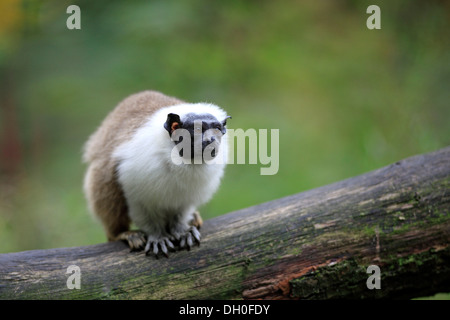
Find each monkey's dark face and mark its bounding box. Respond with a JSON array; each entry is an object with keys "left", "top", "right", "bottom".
[{"left": 164, "top": 112, "right": 230, "bottom": 162}]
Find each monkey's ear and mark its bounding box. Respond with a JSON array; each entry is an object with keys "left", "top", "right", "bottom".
[
  {"left": 164, "top": 113, "right": 182, "bottom": 135},
  {"left": 220, "top": 116, "right": 231, "bottom": 134},
  {"left": 222, "top": 116, "right": 232, "bottom": 127}
]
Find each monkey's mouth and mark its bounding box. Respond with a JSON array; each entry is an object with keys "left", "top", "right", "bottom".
[{"left": 201, "top": 140, "right": 220, "bottom": 160}]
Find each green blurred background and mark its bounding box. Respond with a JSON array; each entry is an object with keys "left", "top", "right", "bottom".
[{"left": 0, "top": 0, "right": 448, "bottom": 261}]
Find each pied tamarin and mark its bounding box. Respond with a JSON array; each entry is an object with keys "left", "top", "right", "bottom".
[{"left": 83, "top": 91, "right": 230, "bottom": 257}]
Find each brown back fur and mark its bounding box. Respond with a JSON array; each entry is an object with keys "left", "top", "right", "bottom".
[{"left": 83, "top": 91, "right": 184, "bottom": 240}]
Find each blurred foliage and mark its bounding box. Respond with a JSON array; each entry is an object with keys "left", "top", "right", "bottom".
[{"left": 0, "top": 0, "right": 448, "bottom": 266}]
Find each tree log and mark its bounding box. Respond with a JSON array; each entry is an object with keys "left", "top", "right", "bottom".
[{"left": 0, "top": 147, "right": 449, "bottom": 300}]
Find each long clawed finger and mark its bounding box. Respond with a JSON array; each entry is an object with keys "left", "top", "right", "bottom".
[{"left": 179, "top": 226, "right": 201, "bottom": 250}]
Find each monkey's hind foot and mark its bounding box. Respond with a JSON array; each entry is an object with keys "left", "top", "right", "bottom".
[
  {"left": 115, "top": 230, "right": 147, "bottom": 252},
  {"left": 178, "top": 226, "right": 201, "bottom": 251},
  {"left": 145, "top": 236, "right": 175, "bottom": 258},
  {"left": 189, "top": 211, "right": 203, "bottom": 229}
]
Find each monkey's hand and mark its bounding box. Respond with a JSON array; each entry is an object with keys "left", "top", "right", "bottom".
[
  {"left": 170, "top": 224, "right": 201, "bottom": 251},
  {"left": 143, "top": 211, "right": 202, "bottom": 258},
  {"left": 145, "top": 235, "right": 176, "bottom": 258},
  {"left": 179, "top": 226, "right": 201, "bottom": 250}
]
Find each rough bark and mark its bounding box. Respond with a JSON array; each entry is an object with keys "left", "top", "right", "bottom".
[{"left": 0, "top": 146, "right": 449, "bottom": 300}]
